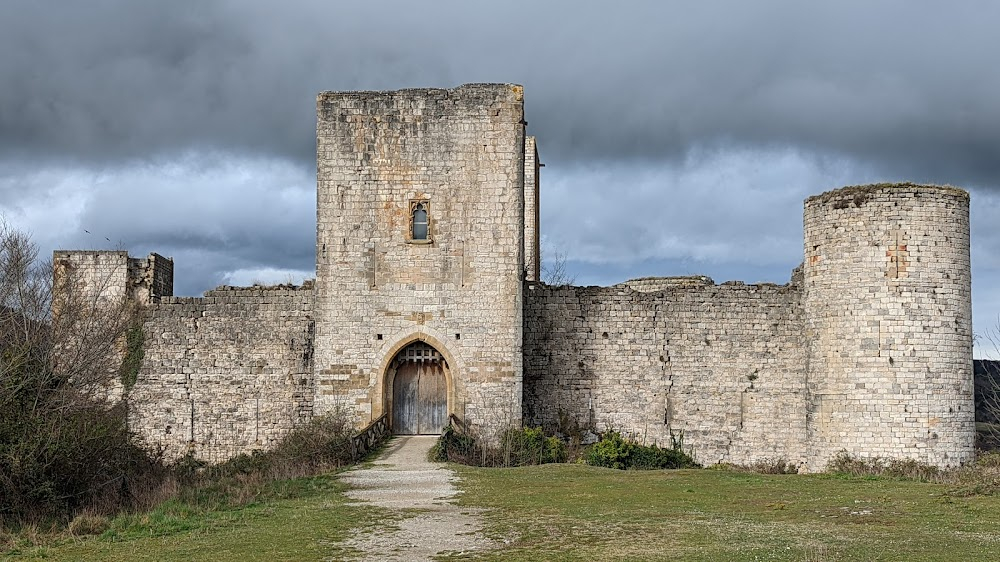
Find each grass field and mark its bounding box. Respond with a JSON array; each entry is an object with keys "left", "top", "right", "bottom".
[
  {"left": 3, "top": 475, "right": 391, "bottom": 561},
  {"left": 5, "top": 464, "right": 999, "bottom": 561},
  {"left": 453, "top": 464, "right": 1000, "bottom": 561}
]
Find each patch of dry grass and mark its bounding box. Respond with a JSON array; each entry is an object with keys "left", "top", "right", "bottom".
[{"left": 451, "top": 463, "right": 1000, "bottom": 561}]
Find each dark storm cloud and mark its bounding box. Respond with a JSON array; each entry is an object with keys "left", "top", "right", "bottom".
[
  {"left": 2, "top": 1, "right": 1000, "bottom": 186},
  {"left": 70, "top": 153, "right": 317, "bottom": 293},
  {"left": 0, "top": 153, "right": 316, "bottom": 295}
]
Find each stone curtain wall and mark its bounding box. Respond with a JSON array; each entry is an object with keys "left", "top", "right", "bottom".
[
  {"left": 54, "top": 85, "right": 976, "bottom": 473},
  {"left": 803, "top": 184, "right": 974, "bottom": 468},
  {"left": 524, "top": 184, "right": 974, "bottom": 471},
  {"left": 314, "top": 84, "right": 526, "bottom": 435},
  {"left": 523, "top": 278, "right": 809, "bottom": 468},
  {"left": 129, "top": 285, "right": 314, "bottom": 462}
]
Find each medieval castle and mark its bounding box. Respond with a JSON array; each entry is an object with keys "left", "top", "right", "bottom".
[{"left": 55, "top": 84, "right": 974, "bottom": 472}]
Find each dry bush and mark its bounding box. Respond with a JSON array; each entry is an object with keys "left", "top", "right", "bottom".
[
  {"left": 712, "top": 458, "right": 800, "bottom": 474},
  {"left": 827, "top": 450, "right": 1000, "bottom": 496},
  {"left": 0, "top": 220, "right": 157, "bottom": 526},
  {"left": 975, "top": 349, "right": 1000, "bottom": 451},
  {"left": 746, "top": 459, "right": 799, "bottom": 474},
  {"left": 827, "top": 452, "right": 943, "bottom": 481},
  {"left": 67, "top": 513, "right": 110, "bottom": 537},
  {"left": 947, "top": 451, "right": 1000, "bottom": 496},
  {"left": 167, "top": 411, "right": 357, "bottom": 510}
]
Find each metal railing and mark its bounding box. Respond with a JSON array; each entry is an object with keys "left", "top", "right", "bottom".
[{"left": 350, "top": 413, "right": 389, "bottom": 461}]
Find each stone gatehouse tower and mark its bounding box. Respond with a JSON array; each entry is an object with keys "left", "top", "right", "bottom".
[
  {"left": 313, "top": 84, "right": 532, "bottom": 434},
  {"left": 55, "top": 84, "right": 975, "bottom": 471}
]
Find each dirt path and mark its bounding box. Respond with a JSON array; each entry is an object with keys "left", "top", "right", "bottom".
[{"left": 336, "top": 435, "right": 495, "bottom": 561}]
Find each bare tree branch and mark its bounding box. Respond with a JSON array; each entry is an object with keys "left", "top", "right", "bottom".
[{"left": 540, "top": 236, "right": 576, "bottom": 287}]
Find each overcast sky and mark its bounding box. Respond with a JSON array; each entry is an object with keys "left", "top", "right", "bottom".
[{"left": 1, "top": 1, "right": 999, "bottom": 356}]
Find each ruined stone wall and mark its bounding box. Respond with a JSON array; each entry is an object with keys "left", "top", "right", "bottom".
[
  {"left": 53, "top": 250, "right": 172, "bottom": 306},
  {"left": 524, "top": 184, "right": 974, "bottom": 471},
  {"left": 314, "top": 84, "right": 526, "bottom": 434},
  {"left": 804, "top": 183, "right": 974, "bottom": 468},
  {"left": 127, "top": 253, "right": 173, "bottom": 305},
  {"left": 53, "top": 251, "right": 130, "bottom": 304},
  {"left": 129, "top": 285, "right": 314, "bottom": 462},
  {"left": 52, "top": 251, "right": 136, "bottom": 401},
  {"left": 523, "top": 278, "right": 809, "bottom": 468}
]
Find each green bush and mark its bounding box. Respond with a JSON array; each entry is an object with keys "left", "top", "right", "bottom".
[
  {"left": 433, "top": 425, "right": 566, "bottom": 467},
  {"left": 502, "top": 426, "right": 567, "bottom": 465},
  {"left": 118, "top": 322, "right": 145, "bottom": 390},
  {"left": 587, "top": 430, "right": 699, "bottom": 470},
  {"left": 586, "top": 430, "right": 635, "bottom": 469}
]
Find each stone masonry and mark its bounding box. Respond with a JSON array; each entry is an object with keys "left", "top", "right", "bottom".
[
  {"left": 54, "top": 85, "right": 975, "bottom": 470},
  {"left": 313, "top": 84, "right": 527, "bottom": 434},
  {"left": 523, "top": 277, "right": 809, "bottom": 468},
  {"left": 129, "top": 285, "right": 314, "bottom": 462},
  {"left": 802, "top": 185, "right": 974, "bottom": 469}
]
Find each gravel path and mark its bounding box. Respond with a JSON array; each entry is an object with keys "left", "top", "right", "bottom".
[{"left": 336, "top": 435, "right": 495, "bottom": 561}]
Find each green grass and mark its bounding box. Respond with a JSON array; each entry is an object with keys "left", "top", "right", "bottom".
[
  {"left": 451, "top": 464, "right": 1000, "bottom": 561},
  {"left": 8, "top": 461, "right": 1000, "bottom": 561},
  {"left": 3, "top": 475, "right": 390, "bottom": 561}
]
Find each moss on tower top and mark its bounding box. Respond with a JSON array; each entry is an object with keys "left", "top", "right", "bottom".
[{"left": 805, "top": 182, "right": 969, "bottom": 209}]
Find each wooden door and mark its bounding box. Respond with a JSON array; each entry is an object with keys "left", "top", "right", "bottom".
[{"left": 392, "top": 361, "right": 447, "bottom": 434}]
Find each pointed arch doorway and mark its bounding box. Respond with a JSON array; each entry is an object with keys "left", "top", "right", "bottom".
[{"left": 388, "top": 341, "right": 449, "bottom": 434}]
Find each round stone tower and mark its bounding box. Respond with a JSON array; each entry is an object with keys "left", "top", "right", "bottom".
[{"left": 803, "top": 183, "right": 974, "bottom": 469}]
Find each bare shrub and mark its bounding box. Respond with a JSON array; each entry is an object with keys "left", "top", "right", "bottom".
[
  {"left": 826, "top": 451, "right": 1000, "bottom": 496},
  {"left": 0, "top": 220, "right": 156, "bottom": 526},
  {"left": 268, "top": 411, "right": 354, "bottom": 473},
  {"left": 713, "top": 458, "right": 800, "bottom": 474},
  {"left": 540, "top": 236, "right": 575, "bottom": 287},
  {"left": 974, "top": 328, "right": 1000, "bottom": 451}
]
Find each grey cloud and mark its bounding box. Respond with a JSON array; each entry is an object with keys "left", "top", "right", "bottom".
[
  {"left": 77, "top": 154, "right": 315, "bottom": 286},
  {"left": 0, "top": 153, "right": 316, "bottom": 295},
  {"left": 2, "top": 1, "right": 1000, "bottom": 186},
  {"left": 542, "top": 148, "right": 868, "bottom": 269},
  {"left": 2, "top": 0, "right": 1000, "bottom": 346}
]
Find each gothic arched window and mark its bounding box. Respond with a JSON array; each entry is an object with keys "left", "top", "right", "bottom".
[{"left": 409, "top": 200, "right": 431, "bottom": 243}]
